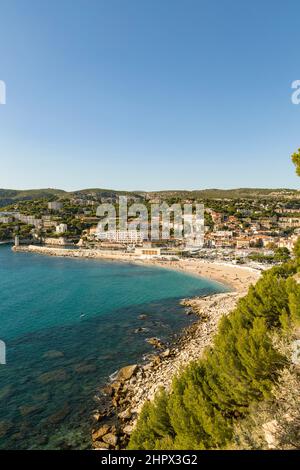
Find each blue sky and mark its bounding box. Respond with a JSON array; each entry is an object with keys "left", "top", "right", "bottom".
[{"left": 0, "top": 0, "right": 299, "bottom": 191}]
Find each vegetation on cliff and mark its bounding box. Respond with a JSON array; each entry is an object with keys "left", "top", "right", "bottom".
[{"left": 128, "top": 152, "right": 300, "bottom": 450}]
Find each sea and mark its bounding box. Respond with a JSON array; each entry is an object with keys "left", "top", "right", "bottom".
[{"left": 0, "top": 245, "right": 226, "bottom": 449}]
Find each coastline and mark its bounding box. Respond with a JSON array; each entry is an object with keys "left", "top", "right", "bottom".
[
  {"left": 12, "top": 245, "right": 261, "bottom": 449},
  {"left": 12, "top": 245, "right": 260, "bottom": 293}
]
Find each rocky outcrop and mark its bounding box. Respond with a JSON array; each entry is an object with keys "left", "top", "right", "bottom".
[
  {"left": 145, "top": 337, "right": 165, "bottom": 349},
  {"left": 115, "top": 365, "right": 138, "bottom": 382},
  {"left": 92, "top": 423, "right": 120, "bottom": 450}
]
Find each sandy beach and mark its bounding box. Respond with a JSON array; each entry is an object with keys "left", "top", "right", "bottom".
[{"left": 139, "top": 257, "right": 260, "bottom": 294}]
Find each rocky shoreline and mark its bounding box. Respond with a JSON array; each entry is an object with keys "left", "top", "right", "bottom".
[{"left": 91, "top": 291, "right": 245, "bottom": 450}]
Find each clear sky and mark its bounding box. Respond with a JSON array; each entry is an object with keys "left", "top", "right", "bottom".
[{"left": 0, "top": 0, "right": 299, "bottom": 191}]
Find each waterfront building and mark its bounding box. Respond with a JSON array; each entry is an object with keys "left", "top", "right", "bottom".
[
  {"left": 135, "top": 246, "right": 161, "bottom": 257},
  {"left": 97, "top": 230, "right": 145, "bottom": 244}
]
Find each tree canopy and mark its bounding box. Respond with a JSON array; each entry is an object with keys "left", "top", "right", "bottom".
[{"left": 292, "top": 148, "right": 300, "bottom": 177}]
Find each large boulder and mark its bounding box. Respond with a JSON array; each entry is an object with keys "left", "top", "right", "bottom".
[
  {"left": 123, "top": 425, "right": 134, "bottom": 435},
  {"left": 94, "top": 441, "right": 110, "bottom": 450},
  {"left": 146, "top": 337, "right": 165, "bottom": 349},
  {"left": 118, "top": 408, "right": 132, "bottom": 420},
  {"left": 92, "top": 424, "right": 111, "bottom": 442},
  {"left": 102, "top": 432, "right": 118, "bottom": 447},
  {"left": 116, "top": 365, "right": 138, "bottom": 382}
]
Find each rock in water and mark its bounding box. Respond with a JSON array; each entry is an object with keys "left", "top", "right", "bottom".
[
  {"left": 37, "top": 368, "right": 68, "bottom": 384},
  {"left": 47, "top": 404, "right": 71, "bottom": 424},
  {"left": 116, "top": 365, "right": 138, "bottom": 382},
  {"left": 138, "top": 314, "right": 148, "bottom": 320},
  {"left": 0, "top": 420, "right": 13, "bottom": 438},
  {"left": 74, "top": 363, "right": 97, "bottom": 374},
  {"left": 42, "top": 350, "right": 64, "bottom": 359},
  {"left": 146, "top": 337, "right": 165, "bottom": 349},
  {"left": 19, "top": 404, "right": 43, "bottom": 417}
]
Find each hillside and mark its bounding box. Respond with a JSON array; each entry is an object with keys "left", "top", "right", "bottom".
[
  {"left": 0, "top": 187, "right": 299, "bottom": 208},
  {"left": 147, "top": 188, "right": 299, "bottom": 199},
  {"left": 0, "top": 188, "right": 67, "bottom": 207}
]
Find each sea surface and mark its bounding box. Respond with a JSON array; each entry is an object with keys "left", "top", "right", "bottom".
[{"left": 0, "top": 245, "right": 226, "bottom": 449}]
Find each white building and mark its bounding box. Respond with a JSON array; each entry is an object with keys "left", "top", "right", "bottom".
[
  {"left": 42, "top": 216, "right": 56, "bottom": 229},
  {"left": 48, "top": 201, "right": 63, "bottom": 211},
  {"left": 56, "top": 223, "right": 68, "bottom": 234},
  {"left": 97, "top": 230, "right": 144, "bottom": 244},
  {"left": 0, "top": 216, "right": 13, "bottom": 224},
  {"left": 278, "top": 217, "right": 300, "bottom": 229},
  {"left": 14, "top": 214, "right": 42, "bottom": 228}
]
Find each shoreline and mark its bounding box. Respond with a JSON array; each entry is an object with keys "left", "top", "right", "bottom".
[
  {"left": 12, "top": 245, "right": 260, "bottom": 293},
  {"left": 12, "top": 245, "right": 261, "bottom": 449}
]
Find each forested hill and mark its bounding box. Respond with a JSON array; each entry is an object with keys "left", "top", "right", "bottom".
[
  {"left": 0, "top": 188, "right": 66, "bottom": 207},
  {"left": 0, "top": 187, "right": 298, "bottom": 207}
]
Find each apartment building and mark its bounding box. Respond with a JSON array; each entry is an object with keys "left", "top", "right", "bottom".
[
  {"left": 48, "top": 201, "right": 63, "bottom": 211},
  {"left": 97, "top": 230, "right": 145, "bottom": 244}
]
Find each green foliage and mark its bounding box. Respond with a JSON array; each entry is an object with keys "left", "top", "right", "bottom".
[
  {"left": 129, "top": 267, "right": 297, "bottom": 450},
  {"left": 167, "top": 363, "right": 233, "bottom": 449},
  {"left": 248, "top": 248, "right": 290, "bottom": 264},
  {"left": 286, "top": 278, "right": 300, "bottom": 327},
  {"left": 267, "top": 261, "right": 297, "bottom": 279},
  {"left": 274, "top": 247, "right": 290, "bottom": 262},
  {"left": 294, "top": 238, "right": 300, "bottom": 267},
  {"left": 128, "top": 389, "right": 174, "bottom": 450},
  {"left": 248, "top": 253, "right": 274, "bottom": 263},
  {"left": 291, "top": 148, "right": 300, "bottom": 177}
]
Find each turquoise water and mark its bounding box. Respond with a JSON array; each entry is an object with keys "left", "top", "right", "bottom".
[{"left": 0, "top": 245, "right": 226, "bottom": 449}]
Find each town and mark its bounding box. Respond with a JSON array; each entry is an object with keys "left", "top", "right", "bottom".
[{"left": 0, "top": 187, "right": 299, "bottom": 268}]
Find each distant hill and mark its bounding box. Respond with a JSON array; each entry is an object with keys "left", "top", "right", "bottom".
[
  {"left": 147, "top": 188, "right": 299, "bottom": 199},
  {"left": 0, "top": 187, "right": 298, "bottom": 207},
  {"left": 0, "top": 188, "right": 67, "bottom": 207}
]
